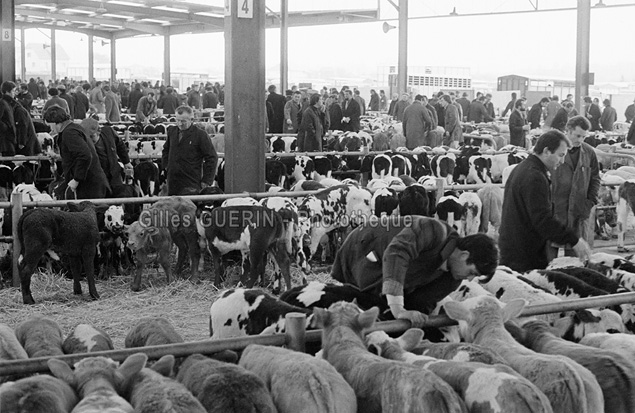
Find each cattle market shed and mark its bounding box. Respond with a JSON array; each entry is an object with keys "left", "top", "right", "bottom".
[{"left": 4, "top": 0, "right": 380, "bottom": 87}]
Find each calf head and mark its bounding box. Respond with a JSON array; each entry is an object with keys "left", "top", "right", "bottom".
[
  {"left": 125, "top": 222, "right": 171, "bottom": 252},
  {"left": 104, "top": 205, "right": 126, "bottom": 234},
  {"left": 48, "top": 353, "right": 147, "bottom": 397}
]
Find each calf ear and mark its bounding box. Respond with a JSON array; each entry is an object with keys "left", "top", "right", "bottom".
[
  {"left": 502, "top": 299, "right": 527, "bottom": 322},
  {"left": 358, "top": 307, "right": 379, "bottom": 330},
  {"left": 116, "top": 353, "right": 148, "bottom": 381},
  {"left": 312, "top": 307, "right": 330, "bottom": 329},
  {"left": 443, "top": 301, "right": 471, "bottom": 322},
  {"left": 575, "top": 309, "right": 601, "bottom": 323},
  {"left": 47, "top": 359, "right": 75, "bottom": 384},
  {"left": 151, "top": 355, "right": 175, "bottom": 377},
  {"left": 396, "top": 328, "right": 424, "bottom": 351}
]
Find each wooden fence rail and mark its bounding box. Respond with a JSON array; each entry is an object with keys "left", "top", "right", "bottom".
[{"left": 3, "top": 292, "right": 635, "bottom": 377}]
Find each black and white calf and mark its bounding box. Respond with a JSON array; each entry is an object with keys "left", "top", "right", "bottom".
[
  {"left": 209, "top": 288, "right": 314, "bottom": 338},
  {"left": 297, "top": 184, "right": 372, "bottom": 260},
  {"left": 198, "top": 205, "right": 291, "bottom": 291}
]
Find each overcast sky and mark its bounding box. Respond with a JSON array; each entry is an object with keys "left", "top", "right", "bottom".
[{"left": 18, "top": 0, "right": 635, "bottom": 84}]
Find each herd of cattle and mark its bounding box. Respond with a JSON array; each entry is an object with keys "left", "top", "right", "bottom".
[{"left": 5, "top": 249, "right": 635, "bottom": 412}]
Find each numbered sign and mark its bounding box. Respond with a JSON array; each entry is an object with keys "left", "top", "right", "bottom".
[
  {"left": 224, "top": 0, "right": 231, "bottom": 16},
  {"left": 237, "top": 0, "right": 253, "bottom": 18},
  {"left": 2, "top": 29, "right": 11, "bottom": 42}
]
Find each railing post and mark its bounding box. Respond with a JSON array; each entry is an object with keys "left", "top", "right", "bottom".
[
  {"left": 11, "top": 192, "right": 23, "bottom": 288},
  {"left": 435, "top": 177, "right": 446, "bottom": 205},
  {"left": 285, "top": 312, "right": 307, "bottom": 353}
]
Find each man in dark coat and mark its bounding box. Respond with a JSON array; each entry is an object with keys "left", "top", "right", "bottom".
[
  {"left": 162, "top": 105, "right": 218, "bottom": 196},
  {"left": 402, "top": 94, "right": 432, "bottom": 149},
  {"left": 456, "top": 92, "right": 471, "bottom": 122},
  {"left": 128, "top": 83, "right": 143, "bottom": 114},
  {"left": 528, "top": 97, "right": 549, "bottom": 130},
  {"left": 499, "top": 130, "right": 591, "bottom": 272},
  {"left": 331, "top": 215, "right": 498, "bottom": 326},
  {"left": 341, "top": 89, "right": 361, "bottom": 132},
  {"left": 297, "top": 93, "right": 324, "bottom": 152},
  {"left": 157, "top": 87, "right": 180, "bottom": 116},
  {"left": 43, "top": 105, "right": 109, "bottom": 199},
  {"left": 202, "top": 86, "right": 219, "bottom": 109},
  {"left": 266, "top": 85, "right": 286, "bottom": 133},
  {"left": 72, "top": 85, "right": 90, "bottom": 120},
  {"left": 58, "top": 85, "right": 74, "bottom": 119},
  {"left": 80, "top": 118, "right": 132, "bottom": 192},
  {"left": 27, "top": 78, "right": 40, "bottom": 100},
  {"left": 551, "top": 115, "right": 599, "bottom": 256},
  {"left": 508, "top": 99, "right": 529, "bottom": 147},
  {"left": 1, "top": 81, "right": 40, "bottom": 156},
  {"left": 467, "top": 96, "right": 494, "bottom": 123},
  {"left": 16, "top": 84, "right": 33, "bottom": 112},
  {"left": 583, "top": 96, "right": 602, "bottom": 131},
  {"left": 551, "top": 101, "right": 574, "bottom": 132},
  {"left": 0, "top": 90, "right": 16, "bottom": 156},
  {"left": 501, "top": 92, "right": 517, "bottom": 117}
]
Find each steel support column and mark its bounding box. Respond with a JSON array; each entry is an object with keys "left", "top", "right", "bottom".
[
  {"left": 164, "top": 33, "right": 171, "bottom": 86},
  {"left": 110, "top": 36, "right": 116, "bottom": 84},
  {"left": 0, "top": 0, "right": 16, "bottom": 85},
  {"left": 224, "top": 0, "right": 266, "bottom": 193},
  {"left": 397, "top": 0, "right": 408, "bottom": 96},
  {"left": 280, "top": 0, "right": 288, "bottom": 92},
  {"left": 575, "top": 0, "right": 591, "bottom": 113},
  {"left": 50, "top": 29, "right": 56, "bottom": 82},
  {"left": 88, "top": 34, "right": 94, "bottom": 83},
  {"left": 20, "top": 27, "right": 26, "bottom": 82}
]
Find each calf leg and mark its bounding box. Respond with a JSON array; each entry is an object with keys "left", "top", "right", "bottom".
[
  {"left": 245, "top": 243, "right": 268, "bottom": 288},
  {"left": 158, "top": 252, "right": 172, "bottom": 284},
  {"left": 617, "top": 198, "right": 630, "bottom": 251},
  {"left": 19, "top": 249, "right": 45, "bottom": 305},
  {"left": 69, "top": 256, "right": 84, "bottom": 296},
  {"left": 270, "top": 241, "right": 292, "bottom": 293},
  {"left": 210, "top": 249, "right": 224, "bottom": 287},
  {"left": 185, "top": 233, "right": 201, "bottom": 282},
  {"left": 131, "top": 252, "right": 147, "bottom": 292},
  {"left": 81, "top": 249, "right": 99, "bottom": 300}
]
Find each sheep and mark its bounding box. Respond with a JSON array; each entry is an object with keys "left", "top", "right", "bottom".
[
  {"left": 366, "top": 329, "right": 553, "bottom": 413},
  {"left": 444, "top": 296, "right": 604, "bottom": 413},
  {"left": 123, "top": 354, "right": 206, "bottom": 413},
  {"left": 0, "top": 374, "right": 78, "bottom": 413},
  {"left": 176, "top": 353, "right": 276, "bottom": 413},
  {"left": 579, "top": 332, "right": 635, "bottom": 361},
  {"left": 63, "top": 324, "right": 114, "bottom": 354},
  {"left": 313, "top": 302, "right": 467, "bottom": 413},
  {"left": 124, "top": 317, "right": 184, "bottom": 348},
  {"left": 14, "top": 315, "right": 64, "bottom": 358},
  {"left": 510, "top": 319, "right": 635, "bottom": 413},
  {"left": 239, "top": 344, "right": 356, "bottom": 413},
  {"left": 47, "top": 353, "right": 147, "bottom": 413},
  {"left": 17, "top": 201, "right": 102, "bottom": 304}
]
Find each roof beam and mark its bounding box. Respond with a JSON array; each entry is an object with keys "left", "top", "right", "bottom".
[
  {"left": 16, "top": 7, "right": 166, "bottom": 35},
  {"left": 15, "top": 21, "right": 109, "bottom": 37},
  {"left": 16, "top": 0, "right": 223, "bottom": 26}
]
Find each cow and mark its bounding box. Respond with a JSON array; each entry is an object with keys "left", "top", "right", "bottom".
[
  {"left": 371, "top": 153, "right": 392, "bottom": 180},
  {"left": 435, "top": 191, "right": 464, "bottom": 231},
  {"left": 260, "top": 196, "right": 310, "bottom": 277},
  {"left": 265, "top": 159, "right": 288, "bottom": 188},
  {"left": 398, "top": 184, "right": 430, "bottom": 216},
  {"left": 371, "top": 187, "right": 399, "bottom": 217},
  {"left": 477, "top": 184, "right": 503, "bottom": 235},
  {"left": 297, "top": 184, "right": 372, "bottom": 261},
  {"left": 125, "top": 221, "right": 172, "bottom": 291},
  {"left": 616, "top": 180, "right": 635, "bottom": 252},
  {"left": 269, "top": 135, "right": 297, "bottom": 153},
  {"left": 457, "top": 191, "right": 482, "bottom": 236},
  {"left": 430, "top": 153, "right": 456, "bottom": 185},
  {"left": 199, "top": 205, "right": 291, "bottom": 291},
  {"left": 209, "top": 288, "right": 314, "bottom": 338}
]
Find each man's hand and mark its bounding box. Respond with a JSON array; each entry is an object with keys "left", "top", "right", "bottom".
[
  {"left": 286, "top": 119, "right": 292, "bottom": 125},
  {"left": 68, "top": 179, "right": 79, "bottom": 192},
  {"left": 397, "top": 310, "right": 428, "bottom": 328},
  {"left": 522, "top": 125, "right": 530, "bottom": 131},
  {"left": 572, "top": 238, "right": 592, "bottom": 263}
]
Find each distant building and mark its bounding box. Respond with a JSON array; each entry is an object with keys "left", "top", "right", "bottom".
[{"left": 24, "top": 43, "right": 70, "bottom": 81}]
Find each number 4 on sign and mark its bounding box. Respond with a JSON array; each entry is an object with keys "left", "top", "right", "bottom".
[{"left": 237, "top": 0, "right": 253, "bottom": 18}]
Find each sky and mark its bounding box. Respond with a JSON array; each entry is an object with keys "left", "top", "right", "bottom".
[{"left": 16, "top": 0, "right": 635, "bottom": 87}]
